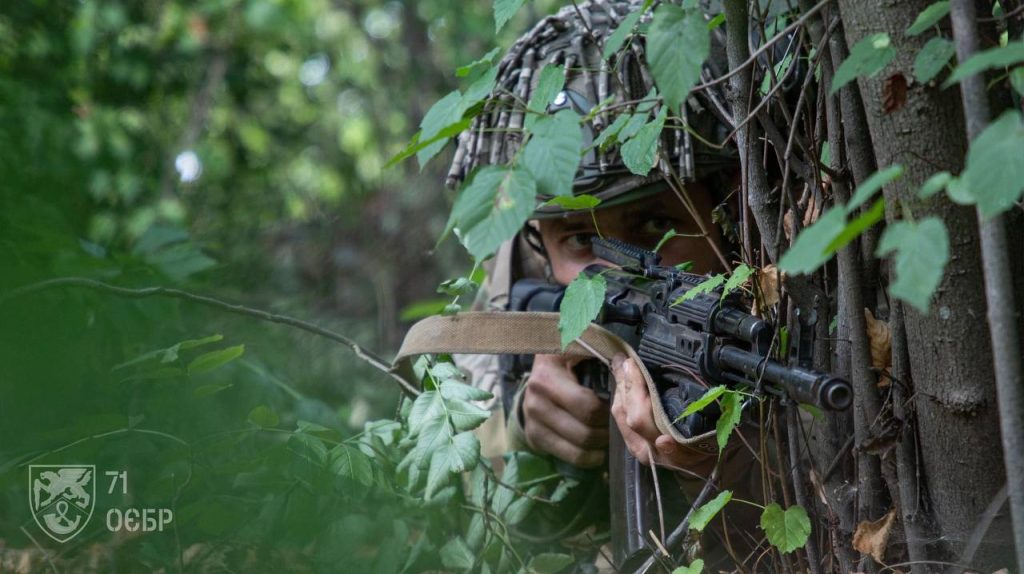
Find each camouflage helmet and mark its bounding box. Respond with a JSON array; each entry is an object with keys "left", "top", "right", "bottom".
[{"left": 445, "top": 0, "right": 738, "bottom": 217}]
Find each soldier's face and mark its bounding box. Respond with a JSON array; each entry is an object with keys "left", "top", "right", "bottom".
[{"left": 536, "top": 185, "right": 726, "bottom": 286}]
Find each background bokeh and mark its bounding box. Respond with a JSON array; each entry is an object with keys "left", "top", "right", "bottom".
[{"left": 0, "top": 0, "right": 559, "bottom": 570}]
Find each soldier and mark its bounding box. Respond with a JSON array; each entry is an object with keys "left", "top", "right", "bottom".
[{"left": 441, "top": 0, "right": 764, "bottom": 568}]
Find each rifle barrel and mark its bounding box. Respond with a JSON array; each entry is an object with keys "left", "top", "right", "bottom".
[{"left": 714, "top": 345, "right": 853, "bottom": 410}]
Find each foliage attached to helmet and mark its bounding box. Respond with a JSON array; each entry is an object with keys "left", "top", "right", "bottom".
[{"left": 401, "top": 0, "right": 739, "bottom": 261}]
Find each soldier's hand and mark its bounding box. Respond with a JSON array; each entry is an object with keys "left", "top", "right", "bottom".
[
  {"left": 522, "top": 354, "right": 609, "bottom": 468},
  {"left": 610, "top": 354, "right": 716, "bottom": 476}
]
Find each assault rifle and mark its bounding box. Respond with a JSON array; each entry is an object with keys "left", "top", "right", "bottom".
[{"left": 507, "top": 237, "right": 851, "bottom": 572}]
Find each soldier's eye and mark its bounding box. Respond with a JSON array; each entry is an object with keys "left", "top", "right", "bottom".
[
  {"left": 565, "top": 233, "right": 595, "bottom": 252},
  {"left": 641, "top": 217, "right": 675, "bottom": 236}
]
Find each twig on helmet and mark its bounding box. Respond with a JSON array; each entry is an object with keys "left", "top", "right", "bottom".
[
  {"left": 690, "top": 0, "right": 834, "bottom": 96},
  {"left": 660, "top": 160, "right": 733, "bottom": 273},
  {"left": 569, "top": 0, "right": 599, "bottom": 41},
  {"left": 0, "top": 277, "right": 422, "bottom": 397}
]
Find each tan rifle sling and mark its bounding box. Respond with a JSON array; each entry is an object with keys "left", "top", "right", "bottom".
[{"left": 392, "top": 311, "right": 718, "bottom": 454}]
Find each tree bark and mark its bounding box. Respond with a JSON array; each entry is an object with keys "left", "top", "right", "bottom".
[
  {"left": 836, "top": 0, "right": 1009, "bottom": 564},
  {"left": 948, "top": 1, "right": 1024, "bottom": 570}
]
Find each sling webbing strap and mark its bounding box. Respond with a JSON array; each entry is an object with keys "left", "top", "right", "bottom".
[{"left": 392, "top": 311, "right": 718, "bottom": 454}]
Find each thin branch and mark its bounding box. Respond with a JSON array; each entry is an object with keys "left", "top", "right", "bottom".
[
  {"left": 691, "top": 0, "right": 835, "bottom": 95},
  {"left": 0, "top": 277, "right": 421, "bottom": 397},
  {"left": 637, "top": 465, "right": 723, "bottom": 572},
  {"left": 949, "top": 2, "right": 1024, "bottom": 570}
]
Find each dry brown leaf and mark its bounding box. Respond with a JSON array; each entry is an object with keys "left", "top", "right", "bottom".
[
  {"left": 803, "top": 193, "right": 821, "bottom": 227},
  {"left": 864, "top": 309, "right": 892, "bottom": 387},
  {"left": 759, "top": 265, "right": 784, "bottom": 307},
  {"left": 853, "top": 507, "right": 897, "bottom": 563},
  {"left": 783, "top": 209, "right": 796, "bottom": 242}
]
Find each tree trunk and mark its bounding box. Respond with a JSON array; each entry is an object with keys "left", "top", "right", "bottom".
[{"left": 835, "top": 0, "right": 1011, "bottom": 566}]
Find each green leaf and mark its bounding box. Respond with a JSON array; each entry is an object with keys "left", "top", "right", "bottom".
[
  {"left": 461, "top": 66, "right": 499, "bottom": 111},
  {"left": 330, "top": 444, "right": 374, "bottom": 487},
  {"left": 799, "top": 403, "right": 824, "bottom": 420},
  {"left": 592, "top": 113, "right": 632, "bottom": 150},
  {"left": 559, "top": 273, "right": 607, "bottom": 349},
  {"left": 402, "top": 416, "right": 453, "bottom": 471},
  {"left": 543, "top": 194, "right": 602, "bottom": 210},
  {"left": 431, "top": 362, "right": 464, "bottom": 382},
  {"left": 187, "top": 344, "right": 245, "bottom": 375},
  {"left": 446, "top": 398, "right": 492, "bottom": 431},
  {"left": 525, "top": 64, "right": 566, "bottom": 130},
  {"left": 647, "top": 4, "right": 709, "bottom": 111},
  {"left": 387, "top": 119, "right": 473, "bottom": 169},
  {"left": 716, "top": 390, "right": 743, "bottom": 450},
  {"left": 708, "top": 12, "right": 725, "bottom": 30},
  {"left": 1010, "top": 67, "right": 1024, "bottom": 96},
  {"left": 956, "top": 110, "right": 1024, "bottom": 218},
  {"left": 248, "top": 405, "right": 279, "bottom": 428},
  {"left": 193, "top": 382, "right": 232, "bottom": 397},
  {"left": 914, "top": 37, "right": 956, "bottom": 83},
  {"left": 681, "top": 385, "right": 726, "bottom": 418},
  {"left": 178, "top": 334, "right": 226, "bottom": 351},
  {"left": 419, "top": 90, "right": 464, "bottom": 143},
  {"left": 523, "top": 110, "right": 583, "bottom": 198},
  {"left": 408, "top": 390, "right": 445, "bottom": 435},
  {"left": 440, "top": 380, "right": 494, "bottom": 402},
  {"left": 461, "top": 168, "right": 538, "bottom": 260},
  {"left": 760, "top": 503, "right": 811, "bottom": 553},
  {"left": 906, "top": 1, "right": 950, "bottom": 36},
  {"left": 457, "top": 47, "right": 501, "bottom": 78},
  {"left": 944, "top": 41, "right": 1024, "bottom": 87},
  {"left": 438, "top": 277, "right": 478, "bottom": 296},
  {"left": 760, "top": 52, "right": 794, "bottom": 96},
  {"left": 825, "top": 198, "right": 885, "bottom": 254},
  {"left": 830, "top": 33, "right": 896, "bottom": 94},
  {"left": 494, "top": 0, "right": 525, "bottom": 32},
  {"left": 671, "top": 273, "right": 725, "bottom": 305},
  {"left": 848, "top": 165, "right": 902, "bottom": 213},
  {"left": 417, "top": 90, "right": 466, "bottom": 168},
  {"left": 777, "top": 206, "right": 846, "bottom": 275},
  {"left": 876, "top": 217, "right": 949, "bottom": 313},
  {"left": 603, "top": 10, "right": 644, "bottom": 59},
  {"left": 113, "top": 334, "right": 224, "bottom": 371},
  {"left": 549, "top": 478, "right": 578, "bottom": 503},
  {"left": 444, "top": 166, "right": 505, "bottom": 239},
  {"left": 722, "top": 263, "right": 755, "bottom": 297},
  {"left": 426, "top": 432, "right": 479, "bottom": 496},
  {"left": 505, "top": 484, "right": 543, "bottom": 525},
  {"left": 672, "top": 560, "right": 705, "bottom": 574},
  {"left": 621, "top": 106, "right": 668, "bottom": 175},
  {"left": 689, "top": 490, "right": 732, "bottom": 532},
  {"left": 527, "top": 553, "right": 574, "bottom": 574},
  {"left": 919, "top": 171, "right": 952, "bottom": 199},
  {"left": 440, "top": 536, "right": 476, "bottom": 570}
]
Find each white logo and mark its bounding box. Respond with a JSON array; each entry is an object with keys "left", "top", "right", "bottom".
[{"left": 29, "top": 465, "right": 96, "bottom": 543}]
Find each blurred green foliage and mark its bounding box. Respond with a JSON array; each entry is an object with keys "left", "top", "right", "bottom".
[{"left": 0, "top": 0, "right": 560, "bottom": 570}]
